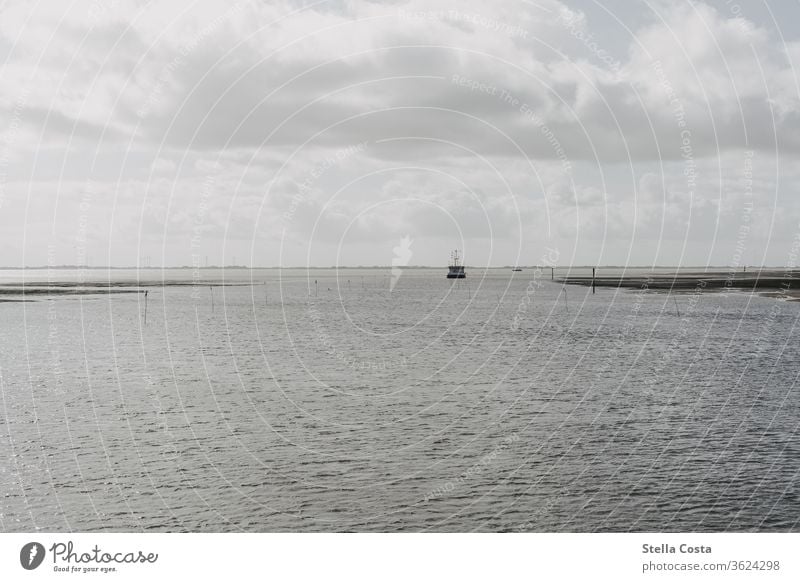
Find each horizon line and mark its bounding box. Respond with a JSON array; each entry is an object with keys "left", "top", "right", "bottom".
[{"left": 0, "top": 265, "right": 783, "bottom": 270}]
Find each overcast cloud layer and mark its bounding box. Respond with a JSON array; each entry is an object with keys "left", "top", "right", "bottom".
[{"left": 1, "top": 0, "right": 799, "bottom": 267}]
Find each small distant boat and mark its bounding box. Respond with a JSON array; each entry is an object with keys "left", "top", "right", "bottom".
[
  {"left": 512, "top": 267, "right": 522, "bottom": 272},
  {"left": 447, "top": 250, "right": 466, "bottom": 279}
]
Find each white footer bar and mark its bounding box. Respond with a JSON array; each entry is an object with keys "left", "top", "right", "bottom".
[{"left": 1, "top": 533, "right": 797, "bottom": 581}]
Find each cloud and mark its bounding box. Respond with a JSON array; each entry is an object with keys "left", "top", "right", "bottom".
[{"left": 1, "top": 0, "right": 799, "bottom": 266}]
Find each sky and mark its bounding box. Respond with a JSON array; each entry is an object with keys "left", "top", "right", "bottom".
[{"left": 1, "top": 0, "right": 799, "bottom": 268}]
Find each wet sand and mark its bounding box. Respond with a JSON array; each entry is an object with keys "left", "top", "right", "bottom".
[
  {"left": 558, "top": 269, "right": 800, "bottom": 294},
  {"left": 0, "top": 280, "right": 252, "bottom": 300}
]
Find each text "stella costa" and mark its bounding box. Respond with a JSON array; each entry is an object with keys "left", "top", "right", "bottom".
[{"left": 643, "top": 543, "right": 711, "bottom": 554}]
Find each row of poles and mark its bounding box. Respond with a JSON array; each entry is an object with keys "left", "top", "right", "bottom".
[
  {"left": 143, "top": 277, "right": 409, "bottom": 322},
  {"left": 138, "top": 267, "right": 587, "bottom": 319},
  {"left": 139, "top": 269, "right": 681, "bottom": 323}
]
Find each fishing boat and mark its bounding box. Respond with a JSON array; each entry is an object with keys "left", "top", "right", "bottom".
[
  {"left": 447, "top": 250, "right": 466, "bottom": 279},
  {"left": 512, "top": 267, "right": 522, "bottom": 272}
]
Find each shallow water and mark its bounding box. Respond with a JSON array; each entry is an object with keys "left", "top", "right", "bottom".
[{"left": 1, "top": 268, "right": 798, "bottom": 531}]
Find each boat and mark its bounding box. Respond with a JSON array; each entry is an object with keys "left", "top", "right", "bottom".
[
  {"left": 512, "top": 267, "right": 522, "bottom": 272},
  {"left": 447, "top": 250, "right": 466, "bottom": 279}
]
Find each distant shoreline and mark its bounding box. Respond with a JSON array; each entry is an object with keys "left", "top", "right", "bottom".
[
  {"left": 0, "top": 265, "right": 790, "bottom": 270},
  {"left": 558, "top": 269, "right": 800, "bottom": 298}
]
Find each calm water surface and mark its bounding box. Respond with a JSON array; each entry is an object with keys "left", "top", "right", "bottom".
[{"left": 1, "top": 268, "right": 798, "bottom": 531}]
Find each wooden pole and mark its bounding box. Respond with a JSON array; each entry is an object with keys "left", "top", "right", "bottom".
[
  {"left": 592, "top": 267, "right": 596, "bottom": 294},
  {"left": 210, "top": 286, "right": 214, "bottom": 313},
  {"left": 315, "top": 280, "right": 318, "bottom": 297},
  {"left": 562, "top": 287, "right": 569, "bottom": 313},
  {"left": 551, "top": 267, "right": 554, "bottom": 280},
  {"left": 144, "top": 289, "right": 148, "bottom": 325}
]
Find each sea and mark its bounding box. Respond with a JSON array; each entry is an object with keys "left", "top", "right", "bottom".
[{"left": 1, "top": 267, "right": 798, "bottom": 531}]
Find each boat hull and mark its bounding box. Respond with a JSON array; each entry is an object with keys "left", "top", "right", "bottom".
[{"left": 447, "top": 266, "right": 466, "bottom": 278}]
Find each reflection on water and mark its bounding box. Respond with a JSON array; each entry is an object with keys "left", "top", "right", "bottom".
[{"left": 0, "top": 268, "right": 798, "bottom": 531}]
